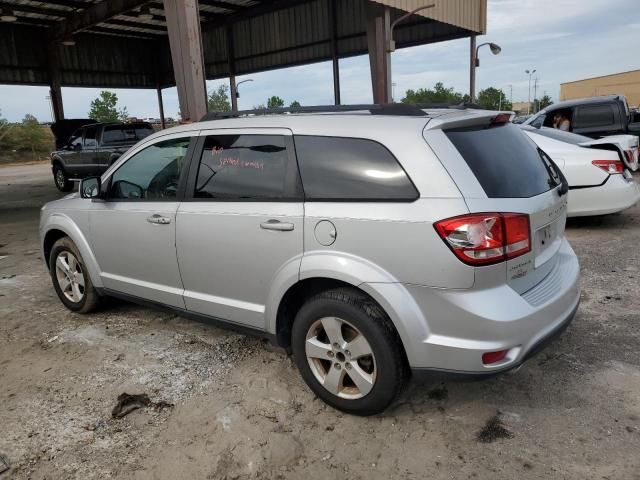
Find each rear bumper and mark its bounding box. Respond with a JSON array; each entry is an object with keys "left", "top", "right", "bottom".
[
  {"left": 411, "top": 298, "right": 578, "bottom": 381},
  {"left": 568, "top": 174, "right": 640, "bottom": 217},
  {"left": 396, "top": 238, "right": 580, "bottom": 374}
]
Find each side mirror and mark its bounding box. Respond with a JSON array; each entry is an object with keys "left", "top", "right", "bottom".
[
  {"left": 80, "top": 176, "right": 101, "bottom": 199},
  {"left": 74, "top": 143, "right": 82, "bottom": 152}
]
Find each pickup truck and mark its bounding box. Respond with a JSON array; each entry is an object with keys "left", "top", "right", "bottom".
[
  {"left": 50, "top": 120, "right": 154, "bottom": 191},
  {"left": 523, "top": 95, "right": 640, "bottom": 139}
]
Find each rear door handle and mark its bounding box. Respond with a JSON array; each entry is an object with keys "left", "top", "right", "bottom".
[
  {"left": 260, "top": 219, "right": 294, "bottom": 231},
  {"left": 147, "top": 214, "right": 171, "bottom": 225}
]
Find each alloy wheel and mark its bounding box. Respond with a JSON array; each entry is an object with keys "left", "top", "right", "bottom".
[
  {"left": 55, "top": 251, "right": 85, "bottom": 303},
  {"left": 55, "top": 169, "right": 66, "bottom": 189},
  {"left": 305, "top": 317, "right": 377, "bottom": 399}
]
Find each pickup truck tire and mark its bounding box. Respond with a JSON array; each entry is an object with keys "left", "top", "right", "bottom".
[
  {"left": 49, "top": 237, "right": 100, "bottom": 313},
  {"left": 53, "top": 164, "right": 73, "bottom": 192},
  {"left": 291, "top": 288, "right": 407, "bottom": 416}
]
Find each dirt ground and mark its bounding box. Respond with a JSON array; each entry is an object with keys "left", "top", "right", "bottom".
[{"left": 1, "top": 163, "right": 639, "bottom": 480}]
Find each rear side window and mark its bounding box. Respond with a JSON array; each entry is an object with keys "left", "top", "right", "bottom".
[
  {"left": 294, "top": 136, "right": 418, "bottom": 201},
  {"left": 103, "top": 125, "right": 154, "bottom": 144},
  {"left": 194, "top": 135, "right": 300, "bottom": 200},
  {"left": 445, "top": 123, "right": 558, "bottom": 198},
  {"left": 575, "top": 105, "right": 615, "bottom": 128}
]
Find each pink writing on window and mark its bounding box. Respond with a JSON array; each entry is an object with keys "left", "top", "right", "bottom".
[{"left": 218, "top": 157, "right": 264, "bottom": 170}]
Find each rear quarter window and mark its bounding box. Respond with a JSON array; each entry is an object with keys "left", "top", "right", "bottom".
[
  {"left": 294, "top": 136, "right": 418, "bottom": 201},
  {"left": 445, "top": 123, "right": 558, "bottom": 198}
]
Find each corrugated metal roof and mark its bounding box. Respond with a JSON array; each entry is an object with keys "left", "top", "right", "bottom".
[
  {"left": 0, "top": 0, "right": 485, "bottom": 88},
  {"left": 371, "top": 0, "right": 487, "bottom": 33}
]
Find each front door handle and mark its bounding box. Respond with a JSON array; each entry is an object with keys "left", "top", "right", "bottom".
[
  {"left": 260, "top": 219, "right": 294, "bottom": 231},
  {"left": 147, "top": 214, "right": 171, "bottom": 225}
]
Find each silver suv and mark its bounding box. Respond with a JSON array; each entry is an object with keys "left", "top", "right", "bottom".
[{"left": 40, "top": 105, "right": 580, "bottom": 415}]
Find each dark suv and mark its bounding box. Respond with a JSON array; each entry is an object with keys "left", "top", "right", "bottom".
[
  {"left": 524, "top": 95, "right": 640, "bottom": 139},
  {"left": 50, "top": 121, "right": 154, "bottom": 191}
]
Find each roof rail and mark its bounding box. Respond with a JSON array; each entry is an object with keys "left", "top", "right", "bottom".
[{"left": 199, "top": 103, "right": 439, "bottom": 121}]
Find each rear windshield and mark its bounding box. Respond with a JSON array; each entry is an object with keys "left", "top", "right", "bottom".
[
  {"left": 445, "top": 123, "right": 559, "bottom": 198},
  {"left": 103, "top": 124, "right": 154, "bottom": 144},
  {"left": 520, "top": 126, "right": 592, "bottom": 144}
]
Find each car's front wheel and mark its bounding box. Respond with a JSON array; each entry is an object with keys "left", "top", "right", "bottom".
[
  {"left": 291, "top": 288, "right": 407, "bottom": 415},
  {"left": 53, "top": 164, "right": 73, "bottom": 192},
  {"left": 49, "top": 237, "right": 100, "bottom": 313}
]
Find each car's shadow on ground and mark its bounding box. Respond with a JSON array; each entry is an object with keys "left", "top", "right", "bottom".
[{"left": 566, "top": 212, "right": 634, "bottom": 230}]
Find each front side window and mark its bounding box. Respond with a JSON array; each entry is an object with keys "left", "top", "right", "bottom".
[
  {"left": 69, "top": 129, "right": 83, "bottom": 149},
  {"left": 194, "top": 135, "right": 298, "bottom": 200},
  {"left": 108, "top": 137, "right": 191, "bottom": 200},
  {"left": 84, "top": 126, "right": 97, "bottom": 147},
  {"left": 294, "top": 136, "right": 418, "bottom": 201}
]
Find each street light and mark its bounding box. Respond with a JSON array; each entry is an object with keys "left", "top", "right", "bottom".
[
  {"left": 387, "top": 4, "right": 435, "bottom": 103},
  {"left": 525, "top": 69, "right": 536, "bottom": 114},
  {"left": 470, "top": 41, "right": 502, "bottom": 102},
  {"left": 230, "top": 78, "right": 253, "bottom": 111}
]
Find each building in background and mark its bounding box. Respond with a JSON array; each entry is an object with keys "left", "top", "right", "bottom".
[{"left": 561, "top": 70, "right": 640, "bottom": 108}]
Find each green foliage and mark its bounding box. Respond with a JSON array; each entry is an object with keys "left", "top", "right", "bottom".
[
  {"left": 290, "top": 100, "right": 301, "bottom": 108},
  {"left": 538, "top": 95, "right": 553, "bottom": 110},
  {"left": 401, "top": 82, "right": 469, "bottom": 105},
  {"left": 267, "top": 96, "right": 285, "bottom": 108},
  {"left": 19, "top": 114, "right": 50, "bottom": 160},
  {"left": 208, "top": 84, "right": 231, "bottom": 112},
  {"left": 476, "top": 87, "right": 512, "bottom": 111},
  {"left": 88, "top": 91, "right": 128, "bottom": 122}
]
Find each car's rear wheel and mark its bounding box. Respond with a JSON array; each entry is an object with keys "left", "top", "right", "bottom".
[
  {"left": 49, "top": 237, "right": 100, "bottom": 313},
  {"left": 53, "top": 164, "right": 73, "bottom": 192},
  {"left": 291, "top": 288, "right": 406, "bottom": 415}
]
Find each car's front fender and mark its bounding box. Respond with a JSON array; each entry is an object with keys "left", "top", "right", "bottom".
[{"left": 40, "top": 211, "right": 103, "bottom": 288}]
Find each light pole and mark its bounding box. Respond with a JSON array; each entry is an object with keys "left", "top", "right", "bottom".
[
  {"left": 387, "top": 4, "right": 435, "bottom": 102},
  {"left": 470, "top": 41, "right": 501, "bottom": 103},
  {"left": 525, "top": 69, "right": 536, "bottom": 114},
  {"left": 231, "top": 78, "right": 253, "bottom": 111}
]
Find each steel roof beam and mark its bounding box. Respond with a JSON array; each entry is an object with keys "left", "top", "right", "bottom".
[{"left": 53, "top": 0, "right": 154, "bottom": 37}]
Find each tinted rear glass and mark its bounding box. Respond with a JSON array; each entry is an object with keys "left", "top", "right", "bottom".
[
  {"left": 521, "top": 126, "right": 592, "bottom": 144},
  {"left": 445, "top": 123, "right": 558, "bottom": 198},
  {"left": 103, "top": 125, "right": 154, "bottom": 144},
  {"left": 294, "top": 136, "right": 418, "bottom": 201}
]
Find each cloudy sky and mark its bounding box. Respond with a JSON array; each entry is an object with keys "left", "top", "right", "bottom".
[{"left": 1, "top": 0, "right": 638, "bottom": 122}]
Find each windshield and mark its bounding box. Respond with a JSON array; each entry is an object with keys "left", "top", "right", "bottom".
[{"left": 445, "top": 123, "right": 561, "bottom": 198}]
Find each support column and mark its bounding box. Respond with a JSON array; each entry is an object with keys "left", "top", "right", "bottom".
[
  {"left": 227, "top": 25, "right": 238, "bottom": 112},
  {"left": 157, "top": 87, "right": 166, "bottom": 129},
  {"left": 163, "top": 0, "right": 208, "bottom": 122},
  {"left": 366, "top": 2, "right": 391, "bottom": 104},
  {"left": 47, "top": 40, "right": 65, "bottom": 122},
  {"left": 469, "top": 34, "right": 477, "bottom": 103},
  {"left": 329, "top": 0, "right": 340, "bottom": 105}
]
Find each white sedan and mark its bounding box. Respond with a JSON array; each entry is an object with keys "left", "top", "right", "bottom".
[{"left": 522, "top": 126, "right": 640, "bottom": 217}]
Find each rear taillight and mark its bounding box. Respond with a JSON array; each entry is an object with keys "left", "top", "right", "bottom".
[
  {"left": 434, "top": 213, "right": 531, "bottom": 266},
  {"left": 592, "top": 159, "right": 624, "bottom": 174}
]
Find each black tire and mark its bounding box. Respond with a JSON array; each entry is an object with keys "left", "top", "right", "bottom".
[
  {"left": 49, "top": 237, "right": 100, "bottom": 313},
  {"left": 291, "top": 288, "right": 407, "bottom": 416},
  {"left": 53, "top": 164, "right": 73, "bottom": 192}
]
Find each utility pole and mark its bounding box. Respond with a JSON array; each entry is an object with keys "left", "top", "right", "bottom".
[
  {"left": 509, "top": 84, "right": 513, "bottom": 106},
  {"left": 525, "top": 69, "right": 536, "bottom": 114},
  {"left": 533, "top": 77, "right": 539, "bottom": 113}
]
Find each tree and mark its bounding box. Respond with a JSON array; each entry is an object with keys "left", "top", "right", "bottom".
[
  {"left": 267, "top": 96, "right": 285, "bottom": 108},
  {"left": 289, "top": 100, "right": 301, "bottom": 108},
  {"left": 401, "top": 82, "right": 467, "bottom": 104},
  {"left": 18, "top": 114, "right": 49, "bottom": 160},
  {"left": 538, "top": 95, "right": 553, "bottom": 110},
  {"left": 476, "top": 87, "right": 512, "bottom": 111},
  {"left": 208, "top": 84, "right": 231, "bottom": 112},
  {"left": 88, "top": 91, "right": 128, "bottom": 122}
]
